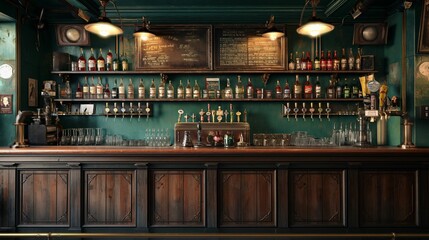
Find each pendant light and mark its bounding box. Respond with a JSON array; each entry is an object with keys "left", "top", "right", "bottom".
[
  {"left": 84, "top": 0, "right": 123, "bottom": 38},
  {"left": 296, "top": 0, "right": 334, "bottom": 38},
  {"left": 262, "top": 16, "right": 284, "bottom": 41},
  {"left": 133, "top": 17, "right": 155, "bottom": 41}
]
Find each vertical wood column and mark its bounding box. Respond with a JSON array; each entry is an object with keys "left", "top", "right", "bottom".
[
  {"left": 277, "top": 163, "right": 289, "bottom": 228},
  {"left": 135, "top": 163, "right": 149, "bottom": 230},
  {"left": 0, "top": 164, "right": 16, "bottom": 230},
  {"left": 206, "top": 163, "right": 218, "bottom": 229},
  {"left": 68, "top": 163, "right": 81, "bottom": 231},
  {"left": 348, "top": 163, "right": 360, "bottom": 229}
]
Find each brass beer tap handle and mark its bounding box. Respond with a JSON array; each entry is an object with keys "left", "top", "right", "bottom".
[
  {"left": 199, "top": 109, "right": 205, "bottom": 122},
  {"left": 178, "top": 109, "right": 184, "bottom": 123},
  {"left": 236, "top": 111, "right": 242, "bottom": 123},
  {"left": 309, "top": 102, "right": 315, "bottom": 121},
  {"left": 145, "top": 102, "right": 150, "bottom": 121},
  {"left": 318, "top": 102, "right": 323, "bottom": 122},
  {"left": 302, "top": 103, "right": 307, "bottom": 121},
  {"left": 326, "top": 102, "right": 331, "bottom": 121},
  {"left": 293, "top": 102, "right": 299, "bottom": 121},
  {"left": 224, "top": 110, "right": 229, "bottom": 123}
]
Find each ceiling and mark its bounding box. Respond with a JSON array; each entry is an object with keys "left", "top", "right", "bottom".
[{"left": 4, "top": 0, "right": 407, "bottom": 25}]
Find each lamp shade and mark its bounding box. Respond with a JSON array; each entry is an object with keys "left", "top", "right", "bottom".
[
  {"left": 84, "top": 17, "right": 123, "bottom": 37},
  {"left": 296, "top": 17, "right": 334, "bottom": 38},
  {"left": 133, "top": 26, "right": 155, "bottom": 41},
  {"left": 262, "top": 27, "right": 284, "bottom": 41}
]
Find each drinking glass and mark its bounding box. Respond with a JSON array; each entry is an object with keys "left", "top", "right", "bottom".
[{"left": 95, "top": 128, "right": 104, "bottom": 145}]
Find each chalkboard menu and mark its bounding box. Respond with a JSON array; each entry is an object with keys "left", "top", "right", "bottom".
[
  {"left": 214, "top": 25, "right": 286, "bottom": 70},
  {"left": 136, "top": 25, "right": 212, "bottom": 70}
]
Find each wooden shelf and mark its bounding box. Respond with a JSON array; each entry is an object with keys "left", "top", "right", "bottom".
[
  {"left": 52, "top": 70, "right": 377, "bottom": 75},
  {"left": 54, "top": 98, "right": 364, "bottom": 103}
]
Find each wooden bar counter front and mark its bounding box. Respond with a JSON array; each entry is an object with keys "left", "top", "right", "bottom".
[{"left": 0, "top": 146, "right": 429, "bottom": 238}]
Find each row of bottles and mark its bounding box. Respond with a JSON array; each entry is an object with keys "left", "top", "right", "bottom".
[
  {"left": 77, "top": 48, "right": 129, "bottom": 72},
  {"left": 288, "top": 48, "right": 362, "bottom": 71}
]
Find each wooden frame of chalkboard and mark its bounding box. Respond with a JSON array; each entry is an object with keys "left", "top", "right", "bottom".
[
  {"left": 213, "top": 25, "right": 287, "bottom": 70},
  {"left": 135, "top": 25, "right": 212, "bottom": 71}
]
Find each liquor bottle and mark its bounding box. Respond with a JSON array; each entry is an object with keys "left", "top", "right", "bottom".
[
  {"left": 288, "top": 52, "right": 295, "bottom": 70},
  {"left": 333, "top": 50, "right": 340, "bottom": 71},
  {"left": 293, "top": 75, "right": 302, "bottom": 99},
  {"left": 340, "top": 48, "right": 347, "bottom": 71},
  {"left": 138, "top": 79, "right": 145, "bottom": 99},
  {"left": 295, "top": 51, "right": 301, "bottom": 70},
  {"left": 348, "top": 48, "right": 355, "bottom": 70},
  {"left": 246, "top": 78, "right": 254, "bottom": 99},
  {"left": 167, "top": 80, "right": 174, "bottom": 99},
  {"left": 75, "top": 82, "right": 83, "bottom": 99},
  {"left": 111, "top": 79, "right": 119, "bottom": 99},
  {"left": 326, "top": 50, "right": 333, "bottom": 71},
  {"left": 355, "top": 48, "right": 362, "bottom": 70},
  {"left": 327, "top": 78, "right": 335, "bottom": 99},
  {"left": 320, "top": 50, "right": 327, "bottom": 71},
  {"left": 235, "top": 76, "right": 244, "bottom": 99},
  {"left": 88, "top": 48, "right": 96, "bottom": 71},
  {"left": 300, "top": 51, "right": 307, "bottom": 70},
  {"left": 97, "top": 48, "right": 105, "bottom": 71},
  {"left": 127, "top": 78, "right": 134, "bottom": 99},
  {"left": 283, "top": 80, "right": 291, "bottom": 99},
  {"left": 314, "top": 51, "right": 320, "bottom": 70},
  {"left": 78, "top": 48, "right": 86, "bottom": 71},
  {"left": 83, "top": 76, "right": 90, "bottom": 99},
  {"left": 224, "top": 78, "right": 233, "bottom": 99},
  {"left": 336, "top": 78, "right": 343, "bottom": 98},
  {"left": 275, "top": 80, "right": 282, "bottom": 99},
  {"left": 113, "top": 53, "right": 120, "bottom": 71},
  {"left": 185, "top": 79, "right": 192, "bottom": 99},
  {"left": 65, "top": 80, "right": 72, "bottom": 99},
  {"left": 306, "top": 51, "right": 312, "bottom": 70},
  {"left": 193, "top": 80, "right": 200, "bottom": 99},
  {"left": 106, "top": 49, "right": 113, "bottom": 71},
  {"left": 96, "top": 77, "right": 104, "bottom": 99},
  {"left": 315, "top": 76, "right": 322, "bottom": 98},
  {"left": 304, "top": 75, "right": 313, "bottom": 99},
  {"left": 352, "top": 78, "right": 359, "bottom": 98},
  {"left": 149, "top": 79, "right": 156, "bottom": 99},
  {"left": 158, "top": 80, "right": 166, "bottom": 98},
  {"left": 177, "top": 80, "right": 184, "bottom": 99},
  {"left": 103, "top": 83, "right": 111, "bottom": 99},
  {"left": 343, "top": 78, "right": 350, "bottom": 98},
  {"left": 121, "top": 54, "right": 128, "bottom": 71},
  {"left": 89, "top": 76, "right": 96, "bottom": 99},
  {"left": 118, "top": 78, "right": 125, "bottom": 98}
]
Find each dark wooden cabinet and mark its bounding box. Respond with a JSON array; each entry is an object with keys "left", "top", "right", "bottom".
[{"left": 0, "top": 169, "right": 15, "bottom": 228}]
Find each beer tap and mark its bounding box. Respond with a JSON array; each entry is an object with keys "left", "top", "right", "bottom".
[
  {"left": 145, "top": 102, "right": 150, "bottom": 121},
  {"left": 309, "top": 102, "right": 315, "bottom": 121},
  {"left": 285, "top": 102, "right": 291, "bottom": 121},
  {"left": 236, "top": 111, "right": 242, "bottom": 123},
  {"left": 224, "top": 110, "right": 229, "bottom": 123},
  {"left": 207, "top": 104, "right": 211, "bottom": 122},
  {"left": 293, "top": 102, "right": 299, "bottom": 121},
  {"left": 129, "top": 102, "right": 134, "bottom": 121},
  {"left": 216, "top": 106, "right": 223, "bottom": 123},
  {"left": 113, "top": 102, "right": 118, "bottom": 121},
  {"left": 199, "top": 109, "right": 205, "bottom": 122},
  {"left": 137, "top": 102, "right": 142, "bottom": 121},
  {"left": 326, "top": 102, "right": 331, "bottom": 121},
  {"left": 301, "top": 102, "right": 307, "bottom": 121},
  {"left": 184, "top": 114, "right": 190, "bottom": 123},
  {"left": 317, "top": 102, "right": 323, "bottom": 121},
  {"left": 211, "top": 110, "right": 216, "bottom": 123},
  {"left": 178, "top": 109, "right": 184, "bottom": 123},
  {"left": 104, "top": 102, "right": 110, "bottom": 120},
  {"left": 191, "top": 113, "right": 196, "bottom": 123},
  {"left": 230, "top": 104, "right": 234, "bottom": 123},
  {"left": 121, "top": 102, "right": 126, "bottom": 120}
]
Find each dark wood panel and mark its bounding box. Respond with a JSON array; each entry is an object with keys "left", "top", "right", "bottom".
[
  {"left": 289, "top": 170, "right": 345, "bottom": 227},
  {"left": 220, "top": 170, "right": 275, "bottom": 227},
  {"left": 19, "top": 171, "right": 68, "bottom": 225},
  {"left": 359, "top": 171, "right": 417, "bottom": 227},
  {"left": 85, "top": 171, "right": 135, "bottom": 226},
  {"left": 0, "top": 169, "right": 15, "bottom": 227},
  {"left": 151, "top": 170, "right": 205, "bottom": 227}
]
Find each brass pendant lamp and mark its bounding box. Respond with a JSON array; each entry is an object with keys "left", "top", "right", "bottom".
[
  {"left": 262, "top": 16, "right": 284, "bottom": 40},
  {"left": 296, "top": 0, "right": 334, "bottom": 38},
  {"left": 133, "top": 17, "right": 155, "bottom": 41},
  {"left": 84, "top": 0, "right": 123, "bottom": 37}
]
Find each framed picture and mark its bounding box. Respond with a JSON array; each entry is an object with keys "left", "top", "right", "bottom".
[
  {"left": 419, "top": 0, "right": 429, "bottom": 53},
  {"left": 28, "top": 78, "right": 38, "bottom": 107},
  {"left": 206, "top": 77, "right": 220, "bottom": 99},
  {"left": 80, "top": 104, "right": 94, "bottom": 115},
  {"left": 0, "top": 94, "right": 12, "bottom": 114}
]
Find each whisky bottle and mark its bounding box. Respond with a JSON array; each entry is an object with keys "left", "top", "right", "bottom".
[
  {"left": 343, "top": 78, "right": 350, "bottom": 98},
  {"left": 355, "top": 48, "right": 362, "bottom": 70},
  {"left": 83, "top": 76, "right": 90, "bottom": 99},
  {"left": 320, "top": 50, "right": 327, "bottom": 71},
  {"left": 293, "top": 75, "right": 302, "bottom": 99},
  {"left": 351, "top": 78, "right": 359, "bottom": 98},
  {"left": 138, "top": 79, "right": 145, "bottom": 99},
  {"left": 118, "top": 78, "right": 125, "bottom": 98},
  {"left": 340, "top": 48, "right": 347, "bottom": 70},
  {"left": 158, "top": 80, "right": 166, "bottom": 98},
  {"left": 304, "top": 75, "right": 313, "bottom": 99},
  {"left": 97, "top": 48, "right": 105, "bottom": 71},
  {"left": 121, "top": 54, "right": 128, "bottom": 71},
  {"left": 336, "top": 78, "right": 343, "bottom": 98},
  {"left": 96, "top": 77, "right": 104, "bottom": 99},
  {"left": 246, "top": 78, "right": 254, "bottom": 99},
  {"left": 89, "top": 76, "right": 96, "bottom": 99},
  {"left": 113, "top": 53, "right": 120, "bottom": 71},
  {"left": 315, "top": 76, "right": 322, "bottom": 98},
  {"left": 314, "top": 51, "right": 320, "bottom": 70},
  {"left": 193, "top": 80, "right": 200, "bottom": 99},
  {"left": 275, "top": 80, "right": 282, "bottom": 99},
  {"left": 127, "top": 78, "right": 134, "bottom": 99},
  {"left": 111, "top": 79, "right": 119, "bottom": 99},
  {"left": 177, "top": 80, "right": 184, "bottom": 99},
  {"left": 78, "top": 48, "right": 86, "bottom": 71},
  {"left": 185, "top": 79, "right": 192, "bottom": 99},
  {"left": 65, "top": 80, "right": 72, "bottom": 99},
  {"left": 88, "top": 48, "right": 96, "bottom": 71},
  {"left": 235, "top": 76, "right": 244, "bottom": 99},
  {"left": 300, "top": 51, "right": 307, "bottom": 70},
  {"left": 283, "top": 80, "right": 291, "bottom": 99},
  {"left": 295, "top": 51, "right": 301, "bottom": 70},
  {"left": 224, "top": 78, "right": 233, "bottom": 99},
  {"left": 327, "top": 77, "right": 335, "bottom": 99},
  {"left": 149, "top": 79, "right": 156, "bottom": 99},
  {"left": 288, "top": 52, "right": 295, "bottom": 70},
  {"left": 167, "top": 80, "right": 174, "bottom": 99},
  {"left": 106, "top": 49, "right": 113, "bottom": 71},
  {"left": 348, "top": 48, "right": 355, "bottom": 70},
  {"left": 306, "top": 51, "right": 312, "bottom": 70},
  {"left": 326, "top": 50, "right": 333, "bottom": 71},
  {"left": 75, "top": 82, "right": 83, "bottom": 99},
  {"left": 103, "top": 83, "right": 111, "bottom": 99},
  {"left": 333, "top": 50, "right": 340, "bottom": 71}
]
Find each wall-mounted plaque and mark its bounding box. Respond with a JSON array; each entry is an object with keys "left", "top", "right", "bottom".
[
  {"left": 135, "top": 25, "right": 212, "bottom": 71},
  {"left": 214, "top": 25, "right": 286, "bottom": 70}
]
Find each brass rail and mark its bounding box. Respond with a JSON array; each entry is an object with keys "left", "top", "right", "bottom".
[{"left": 0, "top": 232, "right": 429, "bottom": 239}]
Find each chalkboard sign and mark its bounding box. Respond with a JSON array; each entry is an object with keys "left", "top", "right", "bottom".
[
  {"left": 214, "top": 25, "right": 286, "bottom": 70},
  {"left": 136, "top": 25, "right": 212, "bottom": 71}
]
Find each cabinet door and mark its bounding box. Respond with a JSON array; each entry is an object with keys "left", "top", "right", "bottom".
[
  {"left": 85, "top": 171, "right": 135, "bottom": 226},
  {"left": 0, "top": 169, "right": 15, "bottom": 227},
  {"left": 289, "top": 170, "right": 345, "bottom": 227},
  {"left": 150, "top": 170, "right": 205, "bottom": 227},
  {"left": 220, "top": 170, "right": 275, "bottom": 227},
  {"left": 359, "top": 171, "right": 417, "bottom": 227},
  {"left": 20, "top": 170, "right": 69, "bottom": 225}
]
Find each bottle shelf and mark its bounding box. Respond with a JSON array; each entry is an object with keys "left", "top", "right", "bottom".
[
  {"left": 54, "top": 98, "right": 364, "bottom": 103},
  {"left": 52, "top": 70, "right": 377, "bottom": 75}
]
